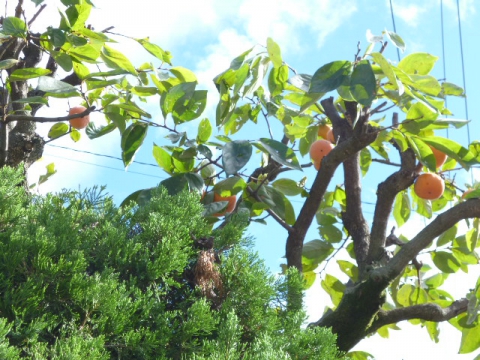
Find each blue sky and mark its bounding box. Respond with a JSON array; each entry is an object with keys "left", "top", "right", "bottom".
[{"left": 21, "top": 0, "right": 480, "bottom": 358}]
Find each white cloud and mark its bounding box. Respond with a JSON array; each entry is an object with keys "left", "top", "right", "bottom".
[
  {"left": 443, "top": 0, "right": 476, "bottom": 21},
  {"left": 393, "top": 2, "right": 427, "bottom": 27}
]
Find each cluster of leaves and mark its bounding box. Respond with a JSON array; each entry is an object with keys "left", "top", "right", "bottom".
[{"left": 0, "top": 165, "right": 343, "bottom": 359}]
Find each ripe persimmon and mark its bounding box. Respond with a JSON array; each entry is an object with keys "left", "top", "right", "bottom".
[
  {"left": 327, "top": 128, "right": 335, "bottom": 143},
  {"left": 213, "top": 192, "right": 236, "bottom": 216},
  {"left": 429, "top": 145, "right": 447, "bottom": 168},
  {"left": 318, "top": 124, "right": 332, "bottom": 140},
  {"left": 414, "top": 173, "right": 445, "bottom": 200},
  {"left": 68, "top": 105, "right": 90, "bottom": 129},
  {"left": 309, "top": 140, "right": 334, "bottom": 170}
]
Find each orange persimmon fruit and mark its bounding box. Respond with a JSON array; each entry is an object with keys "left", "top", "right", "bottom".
[
  {"left": 309, "top": 139, "right": 334, "bottom": 170},
  {"left": 414, "top": 173, "right": 445, "bottom": 200},
  {"left": 429, "top": 145, "right": 447, "bottom": 169},
  {"left": 212, "top": 192, "right": 236, "bottom": 216},
  {"left": 68, "top": 105, "right": 90, "bottom": 130}
]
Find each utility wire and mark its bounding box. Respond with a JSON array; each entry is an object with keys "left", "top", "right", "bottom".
[
  {"left": 455, "top": 0, "right": 473, "bottom": 182},
  {"left": 44, "top": 153, "right": 165, "bottom": 179},
  {"left": 440, "top": 0, "right": 449, "bottom": 138},
  {"left": 45, "top": 144, "right": 158, "bottom": 168},
  {"left": 389, "top": 0, "right": 401, "bottom": 61}
]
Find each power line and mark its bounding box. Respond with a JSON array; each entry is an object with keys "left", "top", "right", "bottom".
[
  {"left": 44, "top": 153, "right": 165, "bottom": 179},
  {"left": 455, "top": 0, "right": 472, "bottom": 182},
  {"left": 45, "top": 144, "right": 158, "bottom": 168},
  {"left": 440, "top": 0, "right": 449, "bottom": 138},
  {"left": 388, "top": 0, "right": 401, "bottom": 61}
]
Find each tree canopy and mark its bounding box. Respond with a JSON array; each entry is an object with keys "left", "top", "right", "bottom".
[
  {"left": 0, "top": 165, "right": 343, "bottom": 359},
  {"left": 1, "top": 0, "right": 480, "bottom": 358}
]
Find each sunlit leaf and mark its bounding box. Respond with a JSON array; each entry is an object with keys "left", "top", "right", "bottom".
[
  {"left": 121, "top": 123, "right": 148, "bottom": 168},
  {"left": 310, "top": 61, "right": 351, "bottom": 94},
  {"left": 398, "top": 53, "right": 438, "bottom": 75},
  {"left": 350, "top": 60, "right": 376, "bottom": 106}
]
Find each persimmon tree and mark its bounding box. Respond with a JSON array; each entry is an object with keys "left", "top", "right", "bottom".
[{"left": 2, "top": 0, "right": 480, "bottom": 357}]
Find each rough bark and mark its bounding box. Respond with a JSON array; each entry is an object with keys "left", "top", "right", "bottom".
[{"left": 285, "top": 97, "right": 377, "bottom": 270}]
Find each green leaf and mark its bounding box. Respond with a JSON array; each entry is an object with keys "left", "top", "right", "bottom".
[
  {"left": 121, "top": 123, "right": 148, "bottom": 168},
  {"left": 319, "top": 224, "right": 343, "bottom": 243},
  {"left": 442, "top": 82, "right": 464, "bottom": 96},
  {"left": 393, "top": 191, "right": 411, "bottom": 227},
  {"left": 288, "top": 73, "right": 311, "bottom": 92},
  {"left": 12, "top": 96, "right": 48, "bottom": 105},
  {"left": 303, "top": 271, "right": 316, "bottom": 290},
  {"left": 244, "top": 56, "right": 270, "bottom": 96},
  {"left": 346, "top": 351, "right": 375, "bottom": 360},
  {"left": 101, "top": 45, "right": 137, "bottom": 75},
  {"left": 268, "top": 64, "right": 289, "bottom": 96},
  {"left": 254, "top": 138, "right": 302, "bottom": 171},
  {"left": 385, "top": 30, "right": 406, "bottom": 52},
  {"left": 407, "top": 136, "right": 437, "bottom": 171},
  {"left": 337, "top": 260, "right": 358, "bottom": 282},
  {"left": 360, "top": 147, "right": 372, "bottom": 176},
  {"left": 222, "top": 140, "right": 252, "bottom": 176},
  {"left": 120, "top": 187, "right": 154, "bottom": 208},
  {"left": 370, "top": 52, "right": 400, "bottom": 92},
  {"left": 310, "top": 61, "right": 351, "bottom": 94},
  {"left": 70, "top": 129, "right": 81, "bottom": 142},
  {"left": 196, "top": 118, "right": 212, "bottom": 144},
  {"left": 266, "top": 37, "right": 282, "bottom": 68},
  {"left": 173, "top": 90, "right": 207, "bottom": 124},
  {"left": 159, "top": 175, "right": 189, "bottom": 196},
  {"left": 136, "top": 38, "right": 172, "bottom": 65},
  {"left": 161, "top": 82, "right": 195, "bottom": 118},
  {"left": 421, "top": 136, "right": 476, "bottom": 167},
  {"left": 2, "top": 17, "right": 27, "bottom": 37},
  {"left": 68, "top": 44, "right": 100, "bottom": 63},
  {"left": 437, "top": 224, "right": 457, "bottom": 247},
  {"left": 153, "top": 143, "right": 174, "bottom": 174},
  {"left": 272, "top": 178, "right": 302, "bottom": 196},
  {"left": 431, "top": 251, "right": 461, "bottom": 273},
  {"left": 37, "top": 76, "right": 79, "bottom": 97},
  {"left": 302, "top": 240, "right": 334, "bottom": 264},
  {"left": 424, "top": 273, "right": 448, "bottom": 289},
  {"left": 65, "top": 3, "right": 92, "bottom": 30},
  {"left": 47, "top": 123, "right": 69, "bottom": 139},
  {"left": 9, "top": 68, "right": 51, "bottom": 81},
  {"left": 409, "top": 75, "right": 441, "bottom": 96},
  {"left": 52, "top": 51, "right": 73, "bottom": 72},
  {"left": 321, "top": 274, "right": 345, "bottom": 307},
  {"left": 170, "top": 66, "right": 197, "bottom": 83},
  {"left": 255, "top": 185, "right": 295, "bottom": 225},
  {"left": 459, "top": 322, "right": 480, "bottom": 354},
  {"left": 397, "top": 284, "right": 415, "bottom": 306},
  {"left": 213, "top": 176, "right": 246, "bottom": 196},
  {"left": 398, "top": 53, "right": 438, "bottom": 75},
  {"left": 85, "top": 122, "right": 116, "bottom": 139},
  {"left": 0, "top": 59, "right": 19, "bottom": 70},
  {"left": 349, "top": 60, "right": 376, "bottom": 106},
  {"left": 38, "top": 162, "right": 56, "bottom": 185}
]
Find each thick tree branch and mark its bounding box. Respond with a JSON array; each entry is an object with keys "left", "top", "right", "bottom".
[
  {"left": 341, "top": 105, "right": 371, "bottom": 268},
  {"left": 374, "top": 199, "right": 480, "bottom": 281},
  {"left": 367, "top": 141, "right": 418, "bottom": 264},
  {"left": 368, "top": 298, "right": 468, "bottom": 334},
  {"left": 285, "top": 98, "right": 377, "bottom": 270},
  {"left": 5, "top": 106, "right": 95, "bottom": 123}
]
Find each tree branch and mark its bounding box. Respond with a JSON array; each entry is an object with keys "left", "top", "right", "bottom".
[
  {"left": 368, "top": 298, "right": 468, "bottom": 334},
  {"left": 374, "top": 199, "right": 480, "bottom": 281},
  {"left": 5, "top": 106, "right": 96, "bottom": 123},
  {"left": 341, "top": 106, "right": 371, "bottom": 268},
  {"left": 285, "top": 97, "right": 377, "bottom": 270},
  {"left": 367, "top": 135, "right": 418, "bottom": 264}
]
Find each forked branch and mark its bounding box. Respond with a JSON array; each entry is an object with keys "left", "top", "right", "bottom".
[{"left": 368, "top": 298, "right": 468, "bottom": 334}]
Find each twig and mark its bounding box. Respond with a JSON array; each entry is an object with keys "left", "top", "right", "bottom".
[
  {"left": 14, "top": 0, "right": 23, "bottom": 18},
  {"left": 5, "top": 106, "right": 96, "bottom": 123},
  {"left": 371, "top": 158, "right": 401, "bottom": 167},
  {"left": 27, "top": 3, "right": 46, "bottom": 26},
  {"left": 245, "top": 185, "right": 294, "bottom": 234}
]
